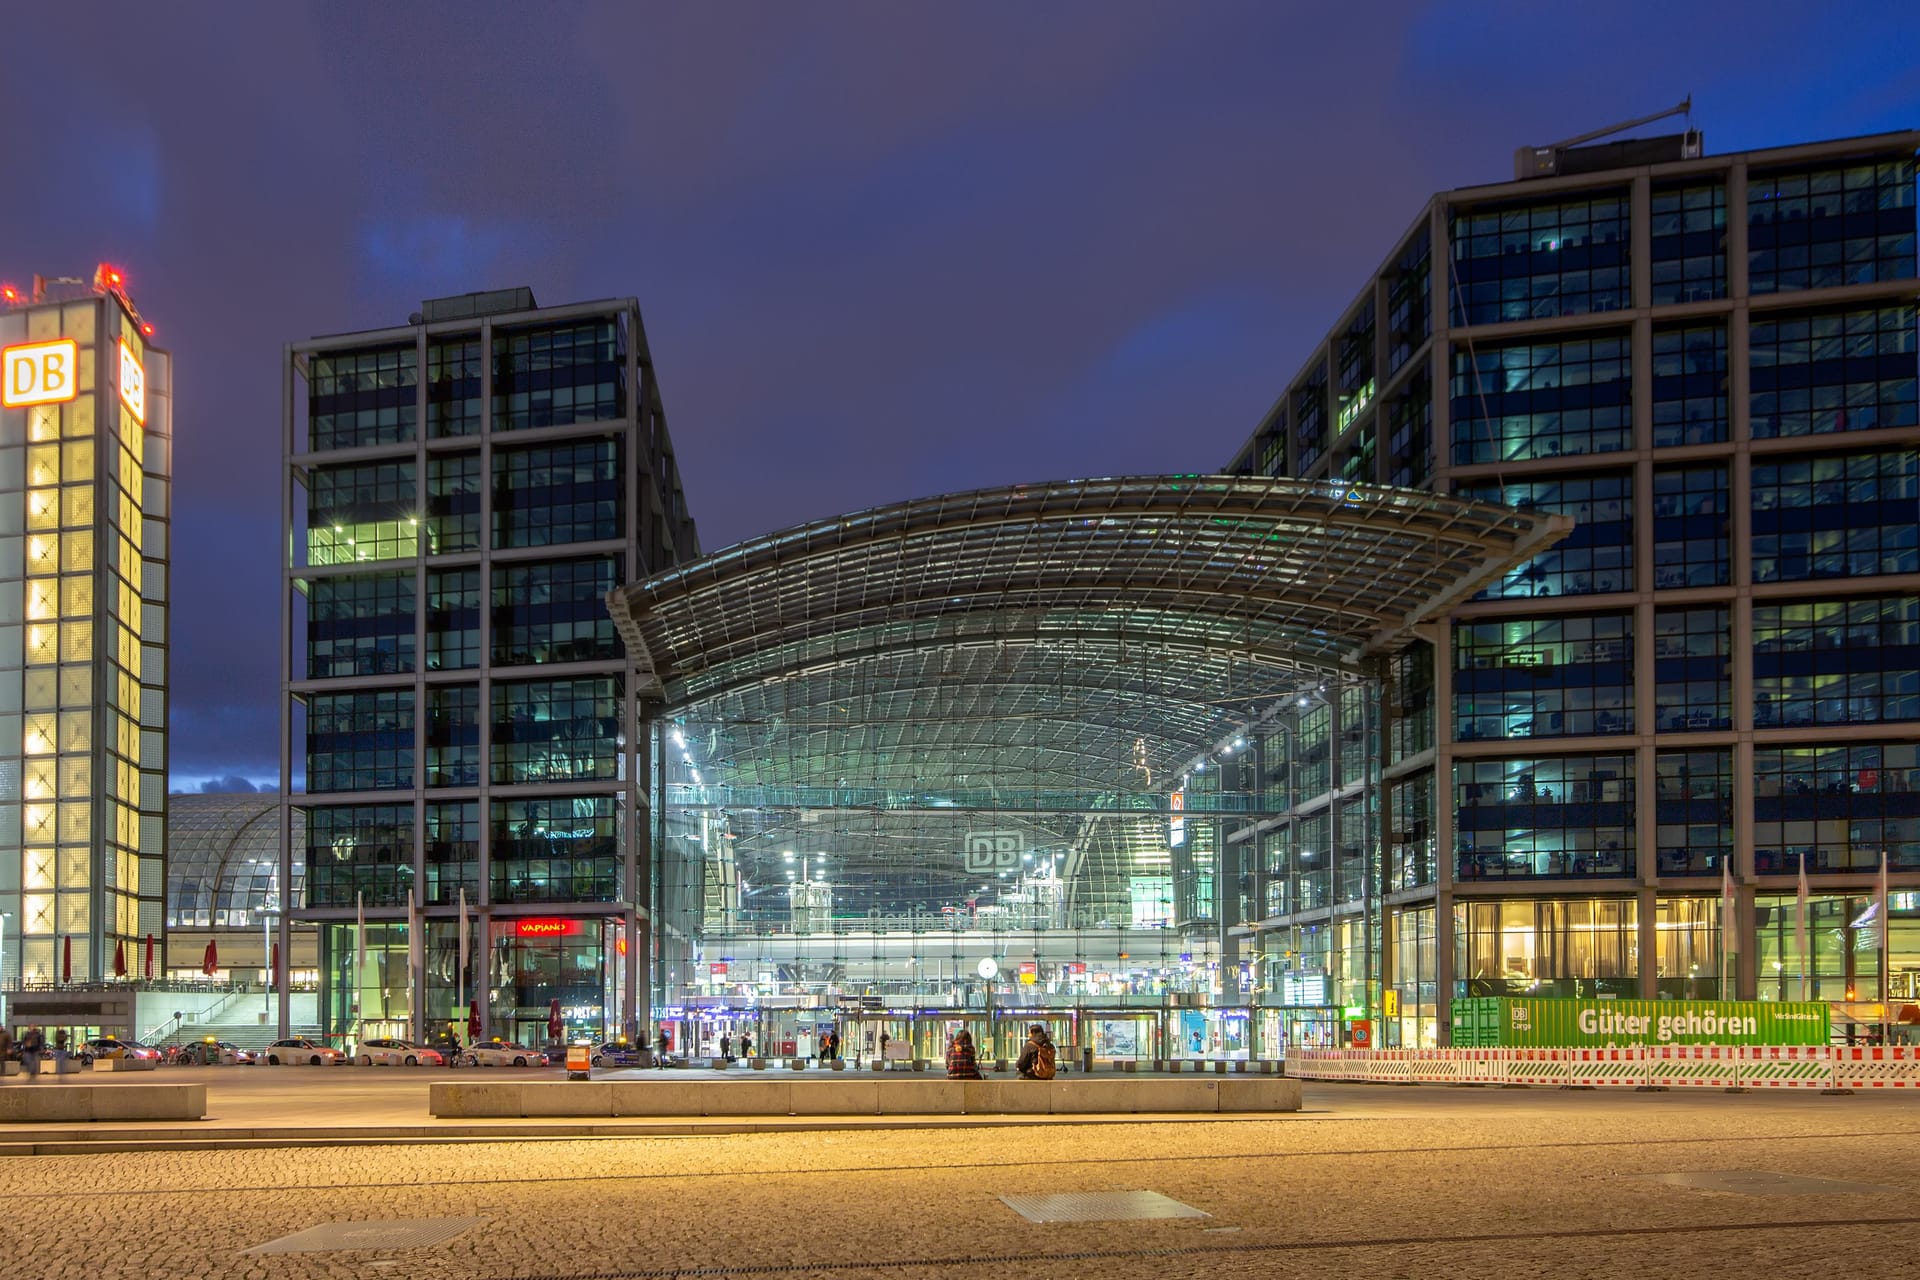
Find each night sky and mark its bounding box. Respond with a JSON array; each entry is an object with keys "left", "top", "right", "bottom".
[{"left": 0, "top": 2, "right": 1914, "bottom": 791}]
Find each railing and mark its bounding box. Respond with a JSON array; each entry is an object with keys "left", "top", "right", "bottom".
[
  {"left": 142, "top": 986, "right": 258, "bottom": 1044},
  {"left": 1290, "top": 1045, "right": 1920, "bottom": 1090}
]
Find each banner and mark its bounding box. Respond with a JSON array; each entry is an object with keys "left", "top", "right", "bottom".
[{"left": 1452, "top": 997, "right": 1828, "bottom": 1047}]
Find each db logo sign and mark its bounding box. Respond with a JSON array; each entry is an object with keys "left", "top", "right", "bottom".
[
  {"left": 3, "top": 340, "right": 80, "bottom": 409},
  {"left": 963, "top": 831, "right": 1022, "bottom": 873}
]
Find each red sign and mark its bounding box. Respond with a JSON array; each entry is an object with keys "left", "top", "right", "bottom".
[
  {"left": 1860, "top": 768, "right": 1880, "bottom": 790},
  {"left": 710, "top": 963, "right": 729, "bottom": 977},
  {"left": 514, "top": 918, "right": 581, "bottom": 938},
  {"left": 1065, "top": 963, "right": 1086, "bottom": 975},
  {"left": 1349, "top": 1019, "right": 1373, "bottom": 1048}
]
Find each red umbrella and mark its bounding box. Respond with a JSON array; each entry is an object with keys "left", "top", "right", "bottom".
[
  {"left": 144, "top": 933, "right": 154, "bottom": 980},
  {"left": 269, "top": 941, "right": 281, "bottom": 989},
  {"left": 547, "top": 998, "right": 563, "bottom": 1042},
  {"left": 467, "top": 1001, "right": 481, "bottom": 1041},
  {"left": 61, "top": 934, "right": 71, "bottom": 984},
  {"left": 112, "top": 940, "right": 126, "bottom": 978},
  {"left": 202, "top": 938, "right": 219, "bottom": 976}
]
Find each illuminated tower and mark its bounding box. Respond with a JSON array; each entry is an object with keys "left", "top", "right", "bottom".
[{"left": 0, "top": 266, "right": 171, "bottom": 989}]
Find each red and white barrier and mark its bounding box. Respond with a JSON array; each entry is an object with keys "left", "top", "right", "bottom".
[
  {"left": 1830, "top": 1045, "right": 1920, "bottom": 1090},
  {"left": 1287, "top": 1043, "right": 1915, "bottom": 1091}
]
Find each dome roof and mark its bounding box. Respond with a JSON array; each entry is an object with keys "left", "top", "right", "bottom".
[{"left": 166, "top": 793, "right": 306, "bottom": 929}]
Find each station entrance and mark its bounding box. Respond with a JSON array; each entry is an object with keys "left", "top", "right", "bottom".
[{"left": 610, "top": 477, "right": 1565, "bottom": 1062}]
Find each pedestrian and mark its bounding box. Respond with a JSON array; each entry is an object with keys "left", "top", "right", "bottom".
[
  {"left": 739, "top": 1032, "right": 752, "bottom": 1060},
  {"left": 0, "top": 1027, "right": 12, "bottom": 1080},
  {"left": 879, "top": 1030, "right": 891, "bottom": 1060},
  {"left": 830, "top": 1029, "right": 841, "bottom": 1060},
  {"left": 446, "top": 1029, "right": 461, "bottom": 1067},
  {"left": 1016, "top": 1024, "right": 1056, "bottom": 1080},
  {"left": 720, "top": 1032, "right": 733, "bottom": 1062},
  {"left": 52, "top": 1029, "right": 68, "bottom": 1076},
  {"left": 945, "top": 1029, "right": 982, "bottom": 1079},
  {"left": 19, "top": 1026, "right": 45, "bottom": 1081}
]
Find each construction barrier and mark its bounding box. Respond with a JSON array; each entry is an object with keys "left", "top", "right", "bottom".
[
  {"left": 1287, "top": 1044, "right": 1914, "bottom": 1091},
  {"left": 1831, "top": 1045, "right": 1920, "bottom": 1090}
]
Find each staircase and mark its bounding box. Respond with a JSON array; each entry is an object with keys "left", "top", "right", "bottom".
[{"left": 167, "top": 1020, "right": 323, "bottom": 1053}]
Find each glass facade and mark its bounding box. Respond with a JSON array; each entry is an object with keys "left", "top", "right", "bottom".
[
  {"left": 1651, "top": 323, "right": 1728, "bottom": 446},
  {"left": 1450, "top": 192, "right": 1631, "bottom": 325},
  {"left": 1454, "top": 897, "right": 1637, "bottom": 997},
  {"left": 1457, "top": 473, "right": 1632, "bottom": 599},
  {"left": 1750, "top": 449, "right": 1918, "bottom": 583},
  {"left": 1752, "top": 594, "right": 1920, "bottom": 727},
  {"left": 287, "top": 294, "right": 696, "bottom": 1050},
  {"left": 1454, "top": 613, "right": 1633, "bottom": 741},
  {"left": 1454, "top": 753, "right": 1636, "bottom": 880},
  {"left": 1651, "top": 464, "right": 1729, "bottom": 588},
  {"left": 1450, "top": 333, "right": 1632, "bottom": 464},
  {"left": 1749, "top": 305, "right": 1917, "bottom": 438},
  {"left": 1747, "top": 159, "right": 1916, "bottom": 295},
  {"left": 1650, "top": 181, "right": 1727, "bottom": 306},
  {"left": 1652, "top": 607, "right": 1731, "bottom": 732},
  {"left": 1753, "top": 742, "right": 1920, "bottom": 873},
  {"left": 1654, "top": 750, "right": 1733, "bottom": 876}
]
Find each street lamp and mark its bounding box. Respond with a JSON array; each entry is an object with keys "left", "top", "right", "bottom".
[{"left": 0, "top": 910, "right": 12, "bottom": 1028}]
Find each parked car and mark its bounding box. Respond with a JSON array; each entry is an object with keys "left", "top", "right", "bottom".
[
  {"left": 589, "top": 1040, "right": 650, "bottom": 1068},
  {"left": 81, "top": 1036, "right": 161, "bottom": 1064},
  {"left": 264, "top": 1038, "right": 344, "bottom": 1066},
  {"left": 357, "top": 1038, "right": 445, "bottom": 1067},
  {"left": 463, "top": 1040, "right": 549, "bottom": 1068}
]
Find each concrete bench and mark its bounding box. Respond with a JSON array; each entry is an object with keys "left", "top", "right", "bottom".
[
  {"left": 0, "top": 1084, "right": 206, "bottom": 1123},
  {"left": 91, "top": 1057, "right": 159, "bottom": 1073},
  {"left": 429, "top": 1075, "right": 1301, "bottom": 1119}
]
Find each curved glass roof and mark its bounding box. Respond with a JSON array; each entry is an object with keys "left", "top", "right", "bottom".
[
  {"left": 167, "top": 793, "right": 305, "bottom": 929},
  {"left": 610, "top": 476, "right": 1568, "bottom": 922}
]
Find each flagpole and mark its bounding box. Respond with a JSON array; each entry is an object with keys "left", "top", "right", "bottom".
[
  {"left": 355, "top": 890, "right": 365, "bottom": 1046},
  {"left": 457, "top": 887, "right": 469, "bottom": 1032},
  {"left": 1720, "top": 857, "right": 1735, "bottom": 1000},
  {"left": 1879, "top": 851, "right": 1890, "bottom": 1047},
  {"left": 1796, "top": 852, "right": 1810, "bottom": 1003}
]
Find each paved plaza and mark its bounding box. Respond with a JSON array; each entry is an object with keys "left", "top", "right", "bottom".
[{"left": 2, "top": 1075, "right": 1917, "bottom": 1278}]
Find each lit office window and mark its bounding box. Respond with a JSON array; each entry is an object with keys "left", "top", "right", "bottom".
[
  {"left": 1753, "top": 595, "right": 1920, "bottom": 727},
  {"left": 1454, "top": 613, "right": 1633, "bottom": 741},
  {"left": 1750, "top": 305, "right": 1917, "bottom": 438},
  {"left": 1454, "top": 755, "right": 1636, "bottom": 881},
  {"left": 1450, "top": 334, "right": 1631, "bottom": 463},
  {"left": 1751, "top": 449, "right": 1918, "bottom": 582},
  {"left": 1747, "top": 160, "right": 1916, "bottom": 294},
  {"left": 1651, "top": 323, "right": 1727, "bottom": 446}
]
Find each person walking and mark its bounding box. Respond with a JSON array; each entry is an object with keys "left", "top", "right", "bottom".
[
  {"left": 1015, "top": 1024, "right": 1056, "bottom": 1080},
  {"left": 18, "top": 1026, "right": 45, "bottom": 1081},
  {"left": 52, "top": 1029, "right": 69, "bottom": 1077},
  {"left": 720, "top": 1032, "right": 733, "bottom": 1062},
  {"left": 945, "top": 1029, "right": 982, "bottom": 1079},
  {"left": 739, "top": 1032, "right": 752, "bottom": 1061}
]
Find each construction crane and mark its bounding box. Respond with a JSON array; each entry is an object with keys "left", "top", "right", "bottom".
[{"left": 1515, "top": 98, "right": 1700, "bottom": 180}]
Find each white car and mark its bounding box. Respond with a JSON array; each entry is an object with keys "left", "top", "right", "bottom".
[
  {"left": 462, "top": 1040, "right": 549, "bottom": 1067},
  {"left": 264, "top": 1038, "right": 344, "bottom": 1066},
  {"left": 356, "top": 1038, "right": 445, "bottom": 1067}
]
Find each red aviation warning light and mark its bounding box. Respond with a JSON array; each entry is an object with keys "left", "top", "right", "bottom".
[{"left": 94, "top": 263, "right": 125, "bottom": 291}]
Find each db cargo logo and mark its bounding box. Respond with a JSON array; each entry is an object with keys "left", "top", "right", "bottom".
[
  {"left": 963, "top": 831, "right": 1022, "bottom": 873},
  {"left": 3, "top": 339, "right": 79, "bottom": 409}
]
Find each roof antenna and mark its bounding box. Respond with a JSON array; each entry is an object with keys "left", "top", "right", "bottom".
[{"left": 1515, "top": 97, "right": 1699, "bottom": 180}]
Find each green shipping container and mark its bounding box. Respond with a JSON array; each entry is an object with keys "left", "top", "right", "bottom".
[{"left": 1450, "top": 997, "right": 1828, "bottom": 1047}]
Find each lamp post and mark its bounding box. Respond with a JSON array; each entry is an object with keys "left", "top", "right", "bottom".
[{"left": 0, "top": 910, "right": 12, "bottom": 1029}]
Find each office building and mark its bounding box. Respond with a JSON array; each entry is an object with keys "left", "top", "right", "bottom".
[
  {"left": 1222, "top": 127, "right": 1919, "bottom": 1046},
  {"left": 278, "top": 288, "right": 698, "bottom": 1047}
]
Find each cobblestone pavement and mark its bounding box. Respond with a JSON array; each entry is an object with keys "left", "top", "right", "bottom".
[{"left": 2, "top": 1086, "right": 1918, "bottom": 1279}]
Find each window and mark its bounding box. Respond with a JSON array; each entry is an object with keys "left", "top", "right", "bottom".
[
  {"left": 1389, "top": 770, "right": 1435, "bottom": 891},
  {"left": 1454, "top": 898, "right": 1637, "bottom": 996},
  {"left": 493, "top": 439, "right": 623, "bottom": 548},
  {"left": 306, "top": 689, "right": 414, "bottom": 793},
  {"left": 424, "top": 801, "right": 479, "bottom": 905},
  {"left": 1386, "top": 230, "right": 1431, "bottom": 374},
  {"left": 1385, "top": 371, "right": 1432, "bottom": 489},
  {"left": 1753, "top": 595, "right": 1920, "bottom": 727},
  {"left": 1453, "top": 612, "right": 1633, "bottom": 741},
  {"left": 1651, "top": 464, "right": 1728, "bottom": 588},
  {"left": 491, "top": 320, "right": 623, "bottom": 431},
  {"left": 307, "top": 460, "right": 418, "bottom": 566},
  {"left": 426, "top": 338, "right": 481, "bottom": 438},
  {"left": 491, "top": 675, "right": 620, "bottom": 784},
  {"left": 1457, "top": 473, "right": 1632, "bottom": 599},
  {"left": 1293, "top": 365, "right": 1328, "bottom": 474},
  {"left": 1753, "top": 742, "right": 1920, "bottom": 873},
  {"left": 490, "top": 795, "right": 619, "bottom": 903},
  {"left": 308, "top": 572, "right": 415, "bottom": 678},
  {"left": 425, "top": 568, "right": 480, "bottom": 671},
  {"left": 1389, "top": 642, "right": 1434, "bottom": 764},
  {"left": 1450, "top": 334, "right": 1631, "bottom": 463},
  {"left": 1650, "top": 181, "right": 1727, "bottom": 305},
  {"left": 307, "top": 346, "right": 417, "bottom": 451},
  {"left": 1651, "top": 323, "right": 1727, "bottom": 446},
  {"left": 303, "top": 803, "right": 414, "bottom": 907},
  {"left": 426, "top": 685, "right": 479, "bottom": 788},
  {"left": 1652, "top": 608, "right": 1730, "bottom": 733},
  {"left": 1453, "top": 755, "right": 1636, "bottom": 881},
  {"left": 1750, "top": 306, "right": 1917, "bottom": 438},
  {"left": 1748, "top": 160, "right": 1916, "bottom": 294},
  {"left": 1751, "top": 449, "right": 1918, "bottom": 583},
  {"left": 491, "top": 555, "right": 622, "bottom": 666},
  {"left": 1654, "top": 750, "right": 1732, "bottom": 876},
  {"left": 1450, "top": 192, "right": 1630, "bottom": 325}
]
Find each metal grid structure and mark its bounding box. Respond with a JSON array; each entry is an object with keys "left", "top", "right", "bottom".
[{"left": 609, "top": 476, "right": 1567, "bottom": 1016}]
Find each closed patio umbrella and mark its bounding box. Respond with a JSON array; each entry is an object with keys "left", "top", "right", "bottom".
[
  {"left": 62, "top": 934, "right": 71, "bottom": 983},
  {"left": 113, "top": 940, "right": 126, "bottom": 978},
  {"left": 547, "top": 998, "right": 563, "bottom": 1043},
  {"left": 144, "top": 933, "right": 155, "bottom": 980},
  {"left": 468, "top": 1001, "right": 481, "bottom": 1041},
  {"left": 203, "top": 938, "right": 219, "bottom": 976}
]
